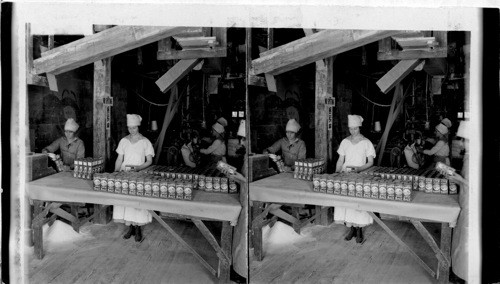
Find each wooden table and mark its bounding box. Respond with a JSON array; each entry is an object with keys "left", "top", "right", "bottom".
[
  {"left": 250, "top": 173, "right": 461, "bottom": 283},
  {"left": 27, "top": 172, "right": 242, "bottom": 283}
]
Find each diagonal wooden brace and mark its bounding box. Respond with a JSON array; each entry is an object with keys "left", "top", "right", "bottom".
[
  {"left": 192, "top": 219, "right": 231, "bottom": 266},
  {"left": 410, "top": 220, "right": 451, "bottom": 267},
  {"left": 368, "top": 211, "right": 436, "bottom": 278},
  {"left": 150, "top": 210, "right": 217, "bottom": 276}
]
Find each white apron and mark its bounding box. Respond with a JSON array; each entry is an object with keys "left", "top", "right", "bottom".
[
  {"left": 113, "top": 137, "right": 154, "bottom": 226},
  {"left": 334, "top": 138, "right": 375, "bottom": 227}
]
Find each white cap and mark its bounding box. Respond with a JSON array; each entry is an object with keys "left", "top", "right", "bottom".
[
  {"left": 285, "top": 119, "right": 300, "bottom": 133},
  {"left": 127, "top": 114, "right": 142, "bottom": 127},
  {"left": 237, "top": 120, "right": 246, "bottom": 137},
  {"left": 456, "top": 121, "right": 469, "bottom": 139},
  {"left": 441, "top": 118, "right": 452, "bottom": 128},
  {"left": 348, "top": 115, "right": 363, "bottom": 128},
  {"left": 213, "top": 122, "right": 225, "bottom": 134},
  {"left": 435, "top": 123, "right": 448, "bottom": 135},
  {"left": 217, "top": 117, "right": 228, "bottom": 127},
  {"left": 64, "top": 118, "right": 79, "bottom": 132}
]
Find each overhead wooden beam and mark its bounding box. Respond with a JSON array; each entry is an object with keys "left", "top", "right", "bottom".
[
  {"left": 252, "top": 30, "right": 399, "bottom": 76},
  {"left": 157, "top": 28, "right": 227, "bottom": 60},
  {"left": 376, "top": 59, "right": 424, "bottom": 94},
  {"left": 33, "top": 25, "right": 193, "bottom": 75},
  {"left": 378, "top": 31, "right": 448, "bottom": 61},
  {"left": 46, "top": 73, "right": 58, "bottom": 91},
  {"left": 248, "top": 75, "right": 266, "bottom": 88},
  {"left": 155, "top": 58, "right": 201, "bottom": 93}
]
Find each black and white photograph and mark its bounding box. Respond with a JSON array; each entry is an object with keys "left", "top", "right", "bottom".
[{"left": 1, "top": 2, "right": 499, "bottom": 284}]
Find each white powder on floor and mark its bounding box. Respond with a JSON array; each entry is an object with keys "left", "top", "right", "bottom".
[
  {"left": 42, "top": 220, "right": 92, "bottom": 251},
  {"left": 262, "top": 221, "right": 315, "bottom": 255}
]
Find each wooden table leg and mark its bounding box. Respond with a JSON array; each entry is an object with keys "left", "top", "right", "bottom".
[
  {"left": 251, "top": 202, "right": 265, "bottom": 260},
  {"left": 93, "top": 204, "right": 112, "bottom": 224},
  {"left": 32, "top": 200, "right": 45, "bottom": 259},
  {"left": 219, "top": 221, "right": 232, "bottom": 284},
  {"left": 437, "top": 223, "right": 452, "bottom": 283}
]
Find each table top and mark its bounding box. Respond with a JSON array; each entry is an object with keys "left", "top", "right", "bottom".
[
  {"left": 27, "top": 172, "right": 242, "bottom": 225},
  {"left": 250, "top": 173, "right": 461, "bottom": 226}
]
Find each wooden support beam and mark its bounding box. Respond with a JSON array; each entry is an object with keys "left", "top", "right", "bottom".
[
  {"left": 377, "top": 47, "right": 447, "bottom": 61},
  {"left": 157, "top": 47, "right": 227, "bottom": 60},
  {"left": 93, "top": 58, "right": 112, "bottom": 224},
  {"left": 155, "top": 58, "right": 201, "bottom": 93},
  {"left": 46, "top": 73, "right": 58, "bottom": 91},
  {"left": 248, "top": 75, "right": 266, "bottom": 88},
  {"left": 315, "top": 57, "right": 334, "bottom": 167},
  {"left": 34, "top": 25, "right": 193, "bottom": 75},
  {"left": 252, "top": 30, "right": 399, "bottom": 76},
  {"left": 376, "top": 59, "right": 423, "bottom": 94}
]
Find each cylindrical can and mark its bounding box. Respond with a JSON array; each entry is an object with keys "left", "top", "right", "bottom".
[
  {"left": 386, "top": 180, "right": 395, "bottom": 200},
  {"left": 93, "top": 173, "right": 101, "bottom": 191},
  {"left": 213, "top": 177, "right": 221, "bottom": 192},
  {"left": 121, "top": 177, "right": 129, "bottom": 195},
  {"left": 129, "top": 176, "right": 137, "bottom": 195},
  {"left": 313, "top": 175, "right": 320, "bottom": 192},
  {"left": 136, "top": 178, "right": 144, "bottom": 195},
  {"left": 160, "top": 180, "right": 168, "bottom": 198},
  {"left": 220, "top": 177, "right": 229, "bottom": 193},
  {"left": 347, "top": 179, "right": 356, "bottom": 197},
  {"left": 340, "top": 177, "right": 348, "bottom": 196},
  {"left": 229, "top": 179, "right": 238, "bottom": 194},
  {"left": 449, "top": 181, "right": 458, "bottom": 194},
  {"left": 107, "top": 175, "right": 115, "bottom": 192},
  {"left": 205, "top": 176, "right": 213, "bottom": 192},
  {"left": 184, "top": 182, "right": 193, "bottom": 200},
  {"left": 142, "top": 178, "right": 151, "bottom": 196},
  {"left": 333, "top": 177, "right": 341, "bottom": 195},
  {"left": 363, "top": 179, "right": 371, "bottom": 198},
  {"left": 433, "top": 178, "right": 441, "bottom": 194},
  {"left": 326, "top": 175, "right": 334, "bottom": 194},
  {"left": 152, "top": 178, "right": 160, "bottom": 197},
  {"left": 370, "top": 179, "right": 379, "bottom": 199},
  {"left": 100, "top": 173, "right": 108, "bottom": 192},
  {"left": 355, "top": 179, "right": 363, "bottom": 197},
  {"left": 167, "top": 180, "right": 176, "bottom": 199},
  {"left": 378, "top": 179, "right": 387, "bottom": 199},
  {"left": 175, "top": 181, "right": 184, "bottom": 199},
  {"left": 320, "top": 176, "right": 327, "bottom": 194},
  {"left": 395, "top": 181, "right": 403, "bottom": 201},
  {"left": 114, "top": 174, "right": 122, "bottom": 193},
  {"left": 198, "top": 174, "right": 206, "bottom": 190},
  {"left": 440, "top": 180, "right": 448, "bottom": 194},
  {"left": 403, "top": 182, "right": 412, "bottom": 202}
]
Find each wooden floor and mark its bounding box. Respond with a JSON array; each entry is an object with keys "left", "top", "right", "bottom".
[
  {"left": 28, "top": 218, "right": 224, "bottom": 284},
  {"left": 250, "top": 220, "right": 443, "bottom": 284}
]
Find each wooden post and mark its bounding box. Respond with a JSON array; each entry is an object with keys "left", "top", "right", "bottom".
[
  {"left": 246, "top": 28, "right": 252, "bottom": 154},
  {"left": 315, "top": 57, "right": 334, "bottom": 226},
  {"left": 93, "top": 58, "right": 112, "bottom": 224},
  {"left": 437, "top": 223, "right": 452, "bottom": 283},
  {"left": 219, "top": 221, "right": 232, "bottom": 283}
]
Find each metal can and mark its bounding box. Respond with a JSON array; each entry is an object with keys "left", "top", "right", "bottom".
[
  {"left": 167, "top": 180, "right": 176, "bottom": 199},
  {"left": 184, "top": 182, "right": 193, "bottom": 200},
  {"left": 313, "top": 175, "right": 320, "bottom": 192},
  {"left": 395, "top": 181, "right": 403, "bottom": 201},
  {"left": 449, "top": 181, "right": 458, "bottom": 195},
  {"left": 114, "top": 174, "right": 122, "bottom": 194},
  {"left": 142, "top": 178, "right": 151, "bottom": 196},
  {"left": 121, "top": 177, "right": 129, "bottom": 195},
  {"left": 333, "top": 177, "right": 341, "bottom": 195},
  {"left": 363, "top": 179, "right": 371, "bottom": 198},
  {"left": 320, "top": 176, "right": 327, "bottom": 194},
  {"left": 151, "top": 178, "right": 160, "bottom": 197},
  {"left": 354, "top": 179, "right": 363, "bottom": 197},
  {"left": 93, "top": 173, "right": 101, "bottom": 191},
  {"left": 136, "top": 178, "right": 144, "bottom": 196},
  {"left": 175, "top": 181, "right": 184, "bottom": 199},
  {"left": 100, "top": 174, "right": 108, "bottom": 192},
  {"left": 229, "top": 179, "right": 238, "bottom": 194},
  {"left": 205, "top": 176, "right": 213, "bottom": 192},
  {"left": 378, "top": 180, "right": 387, "bottom": 199},
  {"left": 129, "top": 176, "right": 137, "bottom": 195},
  {"left": 326, "top": 175, "right": 334, "bottom": 194},
  {"left": 386, "top": 180, "right": 395, "bottom": 200},
  {"left": 160, "top": 180, "right": 168, "bottom": 198},
  {"left": 198, "top": 175, "right": 206, "bottom": 190},
  {"left": 213, "top": 177, "right": 221, "bottom": 192},
  {"left": 370, "top": 179, "right": 379, "bottom": 199},
  {"left": 220, "top": 177, "right": 229, "bottom": 193},
  {"left": 440, "top": 180, "right": 448, "bottom": 194}
]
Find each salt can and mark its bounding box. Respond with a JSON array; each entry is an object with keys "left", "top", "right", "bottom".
[
  {"left": 312, "top": 175, "right": 320, "bottom": 192},
  {"left": 107, "top": 175, "right": 115, "bottom": 193},
  {"left": 347, "top": 179, "right": 356, "bottom": 197},
  {"left": 326, "top": 175, "right": 335, "bottom": 194},
  {"left": 363, "top": 178, "right": 371, "bottom": 198},
  {"left": 354, "top": 179, "right": 363, "bottom": 197},
  {"left": 175, "top": 181, "right": 184, "bottom": 199},
  {"left": 386, "top": 180, "right": 395, "bottom": 200},
  {"left": 128, "top": 176, "right": 137, "bottom": 195},
  {"left": 403, "top": 182, "right": 412, "bottom": 202},
  {"left": 320, "top": 176, "right": 327, "bottom": 194},
  {"left": 100, "top": 173, "right": 108, "bottom": 192},
  {"left": 213, "top": 177, "right": 221, "bottom": 192},
  {"left": 114, "top": 174, "right": 122, "bottom": 194},
  {"left": 378, "top": 179, "right": 387, "bottom": 199},
  {"left": 160, "top": 180, "right": 168, "bottom": 198},
  {"left": 167, "top": 180, "right": 176, "bottom": 199},
  {"left": 121, "top": 177, "right": 129, "bottom": 195},
  {"left": 152, "top": 178, "right": 160, "bottom": 197},
  {"left": 395, "top": 181, "right": 403, "bottom": 201},
  {"left": 184, "top": 182, "right": 193, "bottom": 200},
  {"left": 93, "top": 173, "right": 101, "bottom": 191},
  {"left": 229, "top": 178, "right": 238, "bottom": 193},
  {"left": 370, "top": 179, "right": 379, "bottom": 199}
]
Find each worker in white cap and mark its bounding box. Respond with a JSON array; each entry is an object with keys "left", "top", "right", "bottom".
[
  {"left": 441, "top": 118, "right": 452, "bottom": 129},
  {"left": 263, "top": 118, "right": 306, "bottom": 171},
  {"left": 200, "top": 120, "right": 227, "bottom": 165},
  {"left": 334, "top": 114, "right": 376, "bottom": 244},
  {"left": 42, "top": 118, "right": 85, "bottom": 170},
  {"left": 113, "top": 114, "right": 155, "bottom": 243},
  {"left": 448, "top": 120, "right": 469, "bottom": 282},
  {"left": 422, "top": 122, "right": 451, "bottom": 165}
]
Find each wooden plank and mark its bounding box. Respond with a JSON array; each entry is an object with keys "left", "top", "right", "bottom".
[
  {"left": 154, "top": 85, "right": 182, "bottom": 163},
  {"left": 157, "top": 47, "right": 226, "bottom": 60},
  {"left": 269, "top": 208, "right": 299, "bottom": 225},
  {"left": 25, "top": 23, "right": 49, "bottom": 87},
  {"left": 32, "top": 200, "right": 45, "bottom": 259},
  {"left": 174, "top": 36, "right": 217, "bottom": 49},
  {"left": 315, "top": 57, "right": 334, "bottom": 165},
  {"left": 252, "top": 30, "right": 399, "bottom": 75},
  {"left": 410, "top": 220, "right": 451, "bottom": 267},
  {"left": 437, "top": 223, "right": 452, "bottom": 283},
  {"left": 377, "top": 47, "right": 447, "bottom": 61},
  {"left": 150, "top": 210, "right": 217, "bottom": 276},
  {"left": 191, "top": 219, "right": 231, "bottom": 265},
  {"left": 155, "top": 59, "right": 201, "bottom": 93},
  {"left": 49, "top": 207, "right": 77, "bottom": 224},
  {"left": 376, "top": 59, "right": 423, "bottom": 94},
  {"left": 368, "top": 212, "right": 436, "bottom": 278},
  {"left": 219, "top": 221, "right": 232, "bottom": 283},
  {"left": 46, "top": 73, "right": 58, "bottom": 91},
  {"left": 33, "top": 26, "right": 193, "bottom": 75}
]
